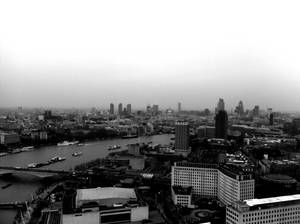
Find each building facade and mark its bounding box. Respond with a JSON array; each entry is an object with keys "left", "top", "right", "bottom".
[
  {"left": 171, "top": 162, "right": 254, "bottom": 206},
  {"left": 215, "top": 110, "right": 228, "bottom": 139},
  {"left": 226, "top": 194, "right": 300, "bottom": 224},
  {"left": 110, "top": 103, "right": 114, "bottom": 115},
  {"left": 174, "top": 121, "right": 190, "bottom": 155}
]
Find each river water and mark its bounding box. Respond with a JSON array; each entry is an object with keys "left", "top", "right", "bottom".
[{"left": 0, "top": 134, "right": 172, "bottom": 224}]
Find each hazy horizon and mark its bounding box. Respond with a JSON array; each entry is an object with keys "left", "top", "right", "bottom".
[{"left": 1, "top": 0, "right": 300, "bottom": 111}]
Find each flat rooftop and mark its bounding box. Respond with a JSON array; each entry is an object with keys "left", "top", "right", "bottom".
[
  {"left": 245, "top": 194, "right": 300, "bottom": 207},
  {"left": 77, "top": 187, "right": 136, "bottom": 201},
  {"left": 63, "top": 212, "right": 99, "bottom": 224}
]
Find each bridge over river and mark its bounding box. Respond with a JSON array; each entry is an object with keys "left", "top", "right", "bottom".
[{"left": 0, "top": 166, "right": 70, "bottom": 178}]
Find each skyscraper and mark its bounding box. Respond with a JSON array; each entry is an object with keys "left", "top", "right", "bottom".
[
  {"left": 118, "top": 103, "right": 123, "bottom": 115},
  {"left": 215, "top": 110, "right": 228, "bottom": 139},
  {"left": 253, "top": 105, "right": 259, "bottom": 116},
  {"left": 216, "top": 98, "right": 225, "bottom": 113},
  {"left": 109, "top": 103, "right": 114, "bottom": 114},
  {"left": 126, "top": 104, "right": 131, "bottom": 114},
  {"left": 178, "top": 102, "right": 181, "bottom": 112},
  {"left": 235, "top": 100, "right": 244, "bottom": 116},
  {"left": 269, "top": 113, "right": 274, "bottom": 125},
  {"left": 175, "top": 121, "right": 190, "bottom": 154}
]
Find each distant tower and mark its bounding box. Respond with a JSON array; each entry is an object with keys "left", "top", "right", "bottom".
[
  {"left": 269, "top": 113, "right": 274, "bottom": 125},
  {"left": 178, "top": 102, "right": 182, "bottom": 113},
  {"left": 235, "top": 100, "right": 244, "bottom": 116},
  {"left": 253, "top": 105, "right": 260, "bottom": 116},
  {"left": 118, "top": 103, "right": 123, "bottom": 115},
  {"left": 175, "top": 121, "right": 190, "bottom": 154},
  {"left": 152, "top": 105, "right": 159, "bottom": 114},
  {"left": 216, "top": 98, "right": 225, "bottom": 113},
  {"left": 146, "top": 105, "right": 152, "bottom": 114},
  {"left": 215, "top": 110, "right": 228, "bottom": 139},
  {"left": 126, "top": 104, "right": 131, "bottom": 114},
  {"left": 110, "top": 103, "right": 114, "bottom": 114}
]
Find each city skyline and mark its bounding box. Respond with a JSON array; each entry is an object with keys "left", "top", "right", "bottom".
[{"left": 1, "top": 1, "right": 300, "bottom": 111}]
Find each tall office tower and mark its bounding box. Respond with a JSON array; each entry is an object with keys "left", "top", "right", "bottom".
[
  {"left": 235, "top": 100, "right": 244, "bottom": 116},
  {"left": 226, "top": 194, "right": 300, "bottom": 224},
  {"left": 216, "top": 98, "right": 225, "bottom": 113},
  {"left": 109, "top": 103, "right": 114, "bottom": 114},
  {"left": 178, "top": 102, "right": 181, "bottom": 112},
  {"left": 126, "top": 104, "right": 131, "bottom": 114},
  {"left": 215, "top": 110, "right": 228, "bottom": 139},
  {"left": 253, "top": 105, "right": 259, "bottom": 116},
  {"left": 171, "top": 162, "right": 255, "bottom": 207},
  {"left": 118, "top": 103, "right": 123, "bottom": 115},
  {"left": 269, "top": 113, "right": 274, "bottom": 125},
  {"left": 174, "top": 121, "right": 190, "bottom": 154}
]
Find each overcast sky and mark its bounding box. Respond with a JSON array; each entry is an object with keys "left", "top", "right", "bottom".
[{"left": 0, "top": 0, "right": 300, "bottom": 111}]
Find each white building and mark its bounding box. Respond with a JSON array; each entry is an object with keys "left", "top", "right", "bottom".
[
  {"left": 226, "top": 194, "right": 300, "bottom": 224},
  {"left": 171, "top": 162, "right": 254, "bottom": 206},
  {"left": 72, "top": 187, "right": 149, "bottom": 224}
]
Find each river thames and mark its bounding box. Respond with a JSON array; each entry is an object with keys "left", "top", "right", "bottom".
[{"left": 0, "top": 134, "right": 173, "bottom": 224}]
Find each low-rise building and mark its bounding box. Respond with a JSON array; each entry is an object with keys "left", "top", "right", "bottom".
[
  {"left": 226, "top": 194, "right": 300, "bottom": 224},
  {"left": 0, "top": 132, "right": 20, "bottom": 144}
]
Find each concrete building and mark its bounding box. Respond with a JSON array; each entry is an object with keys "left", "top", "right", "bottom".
[
  {"left": 174, "top": 121, "right": 190, "bottom": 155},
  {"left": 215, "top": 110, "right": 228, "bottom": 139},
  {"left": 118, "top": 103, "right": 123, "bottom": 115},
  {"left": 197, "top": 126, "right": 215, "bottom": 138},
  {"left": 110, "top": 103, "right": 114, "bottom": 115},
  {"left": 0, "top": 132, "right": 20, "bottom": 144},
  {"left": 126, "top": 104, "right": 131, "bottom": 114},
  {"left": 226, "top": 194, "right": 300, "bottom": 224},
  {"left": 178, "top": 102, "right": 182, "bottom": 113},
  {"left": 171, "top": 162, "right": 254, "bottom": 207},
  {"left": 73, "top": 187, "right": 149, "bottom": 224}
]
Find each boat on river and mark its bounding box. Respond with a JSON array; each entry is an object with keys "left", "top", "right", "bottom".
[
  {"left": 72, "top": 151, "right": 83, "bottom": 157},
  {"left": 48, "top": 156, "right": 66, "bottom": 163},
  {"left": 57, "top": 141, "right": 79, "bottom": 146}
]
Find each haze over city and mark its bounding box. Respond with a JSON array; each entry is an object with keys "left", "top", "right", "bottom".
[{"left": 1, "top": 0, "right": 300, "bottom": 111}]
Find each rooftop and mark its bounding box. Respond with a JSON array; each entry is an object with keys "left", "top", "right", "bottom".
[
  {"left": 76, "top": 187, "right": 136, "bottom": 201},
  {"left": 245, "top": 194, "right": 300, "bottom": 207}
]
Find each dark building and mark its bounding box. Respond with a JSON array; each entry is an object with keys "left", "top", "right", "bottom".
[
  {"left": 110, "top": 103, "right": 114, "bottom": 114},
  {"left": 126, "top": 104, "right": 131, "bottom": 114},
  {"left": 175, "top": 121, "right": 189, "bottom": 153},
  {"left": 118, "top": 103, "right": 123, "bottom": 115},
  {"left": 253, "top": 105, "right": 259, "bottom": 116},
  {"left": 292, "top": 118, "right": 300, "bottom": 135},
  {"left": 215, "top": 110, "right": 228, "bottom": 139},
  {"left": 269, "top": 113, "right": 274, "bottom": 125}
]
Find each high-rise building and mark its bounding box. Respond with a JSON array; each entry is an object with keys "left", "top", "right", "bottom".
[
  {"left": 216, "top": 98, "right": 225, "bottom": 113},
  {"left": 126, "top": 104, "right": 131, "bottom": 114},
  {"left": 226, "top": 194, "right": 300, "bottom": 224},
  {"left": 174, "top": 121, "right": 189, "bottom": 154},
  {"left": 269, "top": 113, "right": 274, "bottom": 125},
  {"left": 253, "top": 105, "right": 259, "bottom": 116},
  {"left": 118, "top": 103, "right": 123, "bottom": 115},
  {"left": 215, "top": 110, "right": 228, "bottom": 139},
  {"left": 171, "top": 162, "right": 254, "bottom": 207},
  {"left": 109, "top": 103, "right": 114, "bottom": 114},
  {"left": 235, "top": 100, "right": 244, "bottom": 116},
  {"left": 178, "top": 102, "right": 181, "bottom": 112}
]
